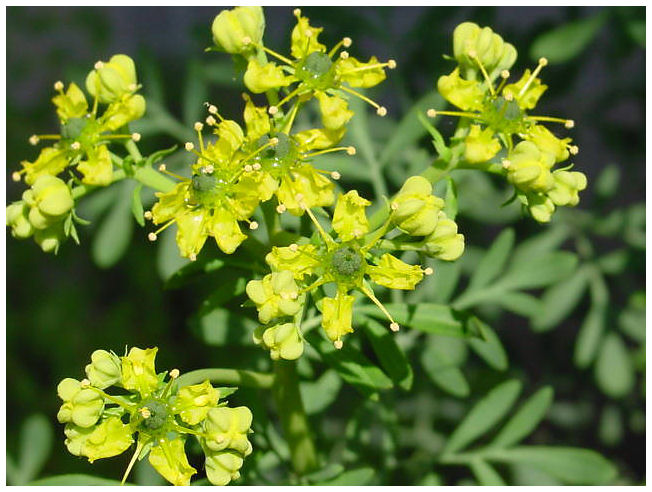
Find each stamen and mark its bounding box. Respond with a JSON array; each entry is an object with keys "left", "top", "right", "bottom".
[
  {"left": 303, "top": 146, "right": 356, "bottom": 159},
  {"left": 469, "top": 51, "right": 495, "bottom": 97},
  {"left": 254, "top": 43, "right": 295, "bottom": 66},
  {"left": 293, "top": 8, "right": 301, "bottom": 16},
  {"left": 128, "top": 83, "right": 138, "bottom": 91},
  {"left": 144, "top": 211, "right": 153, "bottom": 220},
  {"left": 518, "top": 57, "right": 548, "bottom": 98},
  {"left": 268, "top": 87, "right": 302, "bottom": 114},
  {"left": 31, "top": 134, "right": 61, "bottom": 141},
  {"left": 148, "top": 232, "right": 158, "bottom": 241},
  {"left": 205, "top": 115, "right": 217, "bottom": 126},
  {"left": 426, "top": 109, "right": 479, "bottom": 119},
  {"left": 157, "top": 164, "right": 187, "bottom": 181},
  {"left": 281, "top": 102, "right": 300, "bottom": 134},
  {"left": 152, "top": 218, "right": 178, "bottom": 237},
  {"left": 377, "top": 107, "right": 387, "bottom": 117},
  {"left": 361, "top": 284, "right": 398, "bottom": 329},
  {"left": 80, "top": 378, "right": 91, "bottom": 388},
  {"left": 276, "top": 204, "right": 287, "bottom": 214},
  {"left": 194, "top": 122, "right": 204, "bottom": 132},
  {"left": 301, "top": 202, "right": 336, "bottom": 245},
  {"left": 70, "top": 142, "right": 81, "bottom": 151},
  {"left": 334, "top": 340, "right": 343, "bottom": 350},
  {"left": 249, "top": 221, "right": 259, "bottom": 230},
  {"left": 239, "top": 137, "right": 278, "bottom": 167},
  {"left": 529, "top": 116, "right": 575, "bottom": 128},
  {"left": 252, "top": 163, "right": 262, "bottom": 171},
  {"left": 331, "top": 171, "right": 341, "bottom": 180},
  {"left": 139, "top": 407, "right": 152, "bottom": 419},
  {"left": 29, "top": 135, "right": 39, "bottom": 145},
  {"left": 185, "top": 142, "right": 194, "bottom": 151},
  {"left": 11, "top": 172, "right": 21, "bottom": 182},
  {"left": 289, "top": 243, "right": 299, "bottom": 252},
  {"left": 169, "top": 368, "right": 180, "bottom": 379},
  {"left": 502, "top": 159, "right": 511, "bottom": 169},
  {"left": 340, "top": 51, "right": 350, "bottom": 60},
  {"left": 121, "top": 441, "right": 144, "bottom": 486},
  {"left": 341, "top": 61, "right": 395, "bottom": 74},
  {"left": 343, "top": 37, "right": 352, "bottom": 47},
  {"left": 189, "top": 253, "right": 197, "bottom": 262},
  {"left": 202, "top": 164, "right": 214, "bottom": 174},
  {"left": 565, "top": 120, "right": 575, "bottom": 129},
  {"left": 94, "top": 61, "right": 104, "bottom": 70},
  {"left": 504, "top": 92, "right": 514, "bottom": 101},
  {"left": 496, "top": 70, "right": 510, "bottom": 94},
  {"left": 328, "top": 37, "right": 353, "bottom": 58},
  {"left": 424, "top": 267, "right": 434, "bottom": 276},
  {"left": 208, "top": 105, "right": 218, "bottom": 115},
  {"left": 131, "top": 133, "right": 141, "bottom": 142},
  {"left": 53, "top": 81, "right": 64, "bottom": 92},
  {"left": 390, "top": 322, "right": 400, "bottom": 332},
  {"left": 568, "top": 145, "right": 579, "bottom": 155}
]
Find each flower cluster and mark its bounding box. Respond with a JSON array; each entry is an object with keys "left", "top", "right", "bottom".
[
  {"left": 14, "top": 54, "right": 145, "bottom": 187},
  {"left": 246, "top": 180, "right": 464, "bottom": 353},
  {"left": 6, "top": 175, "right": 78, "bottom": 253},
  {"left": 212, "top": 7, "right": 395, "bottom": 131},
  {"left": 57, "top": 347, "right": 253, "bottom": 486},
  {"left": 430, "top": 22, "right": 587, "bottom": 222}
]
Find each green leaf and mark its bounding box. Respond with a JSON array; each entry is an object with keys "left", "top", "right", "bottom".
[
  {"left": 380, "top": 91, "right": 444, "bottom": 166},
  {"left": 499, "top": 252, "right": 577, "bottom": 290},
  {"left": 182, "top": 59, "right": 208, "bottom": 126},
  {"left": 443, "top": 379, "right": 522, "bottom": 455},
  {"left": 131, "top": 183, "right": 145, "bottom": 227},
  {"left": 470, "top": 459, "right": 505, "bottom": 486},
  {"left": 467, "top": 317, "right": 508, "bottom": 371},
  {"left": 305, "top": 463, "right": 346, "bottom": 484},
  {"left": 574, "top": 271, "right": 609, "bottom": 368},
  {"left": 164, "top": 257, "right": 227, "bottom": 289},
  {"left": 529, "top": 11, "right": 608, "bottom": 64},
  {"left": 156, "top": 226, "right": 189, "bottom": 281},
  {"left": 443, "top": 177, "right": 458, "bottom": 220},
  {"left": 510, "top": 226, "right": 570, "bottom": 269},
  {"left": 300, "top": 370, "right": 342, "bottom": 415},
  {"left": 490, "top": 386, "right": 554, "bottom": 448},
  {"left": 598, "top": 405, "right": 624, "bottom": 447},
  {"left": 13, "top": 414, "right": 53, "bottom": 485},
  {"left": 360, "top": 316, "right": 413, "bottom": 390},
  {"left": 532, "top": 266, "right": 590, "bottom": 331},
  {"left": 421, "top": 336, "right": 470, "bottom": 398},
  {"left": 356, "top": 303, "right": 478, "bottom": 339},
  {"left": 91, "top": 181, "right": 134, "bottom": 268},
  {"left": 594, "top": 164, "right": 621, "bottom": 199},
  {"left": 489, "top": 446, "right": 617, "bottom": 484},
  {"left": 305, "top": 331, "right": 393, "bottom": 398},
  {"left": 29, "top": 474, "right": 129, "bottom": 486},
  {"left": 496, "top": 292, "right": 543, "bottom": 318},
  {"left": 468, "top": 229, "right": 515, "bottom": 291},
  {"left": 316, "top": 467, "right": 375, "bottom": 486},
  {"left": 191, "top": 305, "right": 256, "bottom": 347},
  {"left": 594, "top": 333, "right": 635, "bottom": 398}
]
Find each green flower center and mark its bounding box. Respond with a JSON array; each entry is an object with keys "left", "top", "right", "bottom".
[
  {"left": 331, "top": 246, "right": 363, "bottom": 277},
  {"left": 483, "top": 96, "right": 524, "bottom": 135},
  {"left": 296, "top": 51, "right": 335, "bottom": 90},
  {"left": 255, "top": 133, "right": 299, "bottom": 175},
  {"left": 61, "top": 117, "right": 88, "bottom": 140},
  {"left": 141, "top": 400, "right": 169, "bottom": 431},
  {"left": 190, "top": 173, "right": 230, "bottom": 207}
]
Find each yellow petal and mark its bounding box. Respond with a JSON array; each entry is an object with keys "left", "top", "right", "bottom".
[
  {"left": 367, "top": 253, "right": 424, "bottom": 290},
  {"left": 332, "top": 190, "right": 370, "bottom": 241},
  {"left": 148, "top": 438, "right": 197, "bottom": 486},
  {"left": 322, "top": 291, "right": 355, "bottom": 342},
  {"left": 78, "top": 144, "right": 113, "bottom": 186},
  {"left": 437, "top": 67, "right": 485, "bottom": 112}
]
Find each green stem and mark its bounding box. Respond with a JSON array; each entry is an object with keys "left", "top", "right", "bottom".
[
  {"left": 174, "top": 368, "right": 274, "bottom": 390},
  {"left": 125, "top": 140, "right": 143, "bottom": 163},
  {"left": 272, "top": 360, "right": 318, "bottom": 475}
]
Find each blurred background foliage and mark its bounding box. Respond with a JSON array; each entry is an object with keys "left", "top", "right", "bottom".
[{"left": 6, "top": 5, "right": 644, "bottom": 485}]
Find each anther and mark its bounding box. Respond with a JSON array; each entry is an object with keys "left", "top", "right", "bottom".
[
  {"left": 289, "top": 243, "right": 299, "bottom": 252},
  {"left": 94, "top": 61, "right": 104, "bottom": 70},
  {"left": 139, "top": 407, "right": 151, "bottom": 419},
  {"left": 54, "top": 81, "right": 64, "bottom": 92},
  {"left": 80, "top": 379, "right": 91, "bottom": 388},
  {"left": 194, "top": 122, "right": 204, "bottom": 131},
  {"left": 569, "top": 145, "right": 579, "bottom": 155},
  {"left": 11, "top": 172, "right": 21, "bottom": 182},
  {"left": 249, "top": 221, "right": 259, "bottom": 230},
  {"left": 148, "top": 232, "right": 157, "bottom": 242},
  {"left": 387, "top": 59, "right": 397, "bottom": 69},
  {"left": 538, "top": 57, "right": 548, "bottom": 67},
  {"left": 377, "top": 107, "right": 387, "bottom": 117},
  {"left": 185, "top": 142, "right": 195, "bottom": 151},
  {"left": 144, "top": 211, "right": 153, "bottom": 220},
  {"left": 244, "top": 164, "right": 253, "bottom": 173},
  {"left": 390, "top": 322, "right": 400, "bottom": 332},
  {"left": 334, "top": 340, "right": 343, "bottom": 349},
  {"left": 208, "top": 105, "right": 218, "bottom": 115},
  {"left": 29, "top": 135, "right": 39, "bottom": 145},
  {"left": 270, "top": 137, "right": 279, "bottom": 146},
  {"left": 467, "top": 49, "right": 477, "bottom": 59},
  {"left": 501, "top": 70, "right": 510, "bottom": 79},
  {"left": 71, "top": 141, "right": 81, "bottom": 150},
  {"left": 189, "top": 253, "right": 197, "bottom": 262},
  {"left": 276, "top": 204, "right": 286, "bottom": 214},
  {"left": 242, "top": 36, "right": 252, "bottom": 46},
  {"left": 347, "top": 146, "right": 356, "bottom": 155},
  {"left": 424, "top": 267, "right": 434, "bottom": 276},
  {"left": 504, "top": 92, "right": 514, "bottom": 101},
  {"left": 331, "top": 171, "right": 341, "bottom": 180},
  {"left": 216, "top": 435, "right": 225, "bottom": 444},
  {"left": 343, "top": 37, "right": 352, "bottom": 47},
  {"left": 340, "top": 51, "right": 349, "bottom": 60},
  {"left": 252, "top": 163, "right": 262, "bottom": 171},
  {"left": 128, "top": 83, "right": 138, "bottom": 91},
  {"left": 390, "top": 202, "right": 399, "bottom": 211},
  {"left": 158, "top": 164, "right": 167, "bottom": 171},
  {"left": 502, "top": 159, "right": 511, "bottom": 169},
  {"left": 131, "top": 133, "right": 141, "bottom": 142},
  {"left": 268, "top": 106, "right": 279, "bottom": 115},
  {"left": 293, "top": 8, "right": 301, "bottom": 16},
  {"left": 426, "top": 108, "right": 437, "bottom": 118},
  {"left": 169, "top": 368, "right": 180, "bottom": 379},
  {"left": 206, "top": 116, "right": 217, "bottom": 126},
  {"left": 305, "top": 29, "right": 313, "bottom": 37},
  {"left": 565, "top": 120, "right": 575, "bottom": 129}
]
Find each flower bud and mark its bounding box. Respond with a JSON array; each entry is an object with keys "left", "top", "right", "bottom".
[
  {"left": 526, "top": 192, "right": 556, "bottom": 223},
  {"left": 31, "top": 175, "right": 74, "bottom": 217},
  {"left": 464, "top": 125, "right": 501, "bottom": 164},
  {"left": 85, "top": 350, "right": 122, "bottom": 389},
  {"left": 506, "top": 141, "right": 555, "bottom": 194},
  {"left": 56, "top": 378, "right": 104, "bottom": 428},
  {"left": 423, "top": 212, "right": 465, "bottom": 261},
  {"left": 548, "top": 170, "right": 587, "bottom": 207},
  {"left": 203, "top": 406, "right": 253, "bottom": 456},
  {"left": 34, "top": 225, "right": 64, "bottom": 253},
  {"left": 525, "top": 125, "right": 571, "bottom": 163},
  {"left": 204, "top": 450, "right": 245, "bottom": 486},
  {"left": 256, "top": 323, "right": 304, "bottom": 360},
  {"left": 85, "top": 54, "right": 138, "bottom": 104},
  {"left": 211, "top": 6, "right": 265, "bottom": 55},
  {"left": 453, "top": 22, "right": 517, "bottom": 80},
  {"left": 6, "top": 202, "right": 35, "bottom": 239},
  {"left": 391, "top": 176, "right": 444, "bottom": 236},
  {"left": 246, "top": 271, "right": 301, "bottom": 324}
]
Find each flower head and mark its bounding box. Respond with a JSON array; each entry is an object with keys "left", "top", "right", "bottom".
[{"left": 56, "top": 347, "right": 253, "bottom": 486}]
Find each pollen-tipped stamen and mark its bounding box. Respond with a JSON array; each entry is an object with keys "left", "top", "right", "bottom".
[
  {"left": 252, "top": 42, "right": 295, "bottom": 66},
  {"left": 426, "top": 109, "right": 480, "bottom": 120},
  {"left": 157, "top": 164, "right": 188, "bottom": 182},
  {"left": 360, "top": 284, "right": 399, "bottom": 332},
  {"left": 303, "top": 146, "right": 356, "bottom": 159},
  {"left": 529, "top": 115, "right": 575, "bottom": 128},
  {"left": 328, "top": 37, "right": 353, "bottom": 58},
  {"left": 269, "top": 87, "right": 302, "bottom": 115},
  {"left": 518, "top": 57, "right": 548, "bottom": 98},
  {"left": 468, "top": 50, "right": 496, "bottom": 97},
  {"left": 121, "top": 440, "right": 145, "bottom": 486},
  {"left": 301, "top": 202, "right": 336, "bottom": 245},
  {"left": 339, "top": 85, "right": 385, "bottom": 115}
]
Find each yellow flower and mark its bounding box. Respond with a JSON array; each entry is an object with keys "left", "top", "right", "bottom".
[
  {"left": 174, "top": 380, "right": 220, "bottom": 425},
  {"left": 506, "top": 141, "right": 555, "bottom": 194},
  {"left": 422, "top": 211, "right": 466, "bottom": 261},
  {"left": 453, "top": 22, "right": 517, "bottom": 81},
  {"left": 322, "top": 290, "right": 355, "bottom": 343},
  {"left": 148, "top": 438, "right": 197, "bottom": 486},
  {"left": 332, "top": 190, "right": 370, "bottom": 241},
  {"left": 83, "top": 417, "right": 134, "bottom": 463},
  {"left": 211, "top": 6, "right": 265, "bottom": 55},
  {"left": 255, "top": 323, "right": 304, "bottom": 360},
  {"left": 86, "top": 54, "right": 138, "bottom": 104},
  {"left": 246, "top": 271, "right": 301, "bottom": 324},
  {"left": 120, "top": 347, "right": 159, "bottom": 398},
  {"left": 464, "top": 124, "right": 501, "bottom": 164},
  {"left": 391, "top": 176, "right": 444, "bottom": 236},
  {"left": 366, "top": 253, "right": 424, "bottom": 290},
  {"left": 548, "top": 170, "right": 587, "bottom": 207}
]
